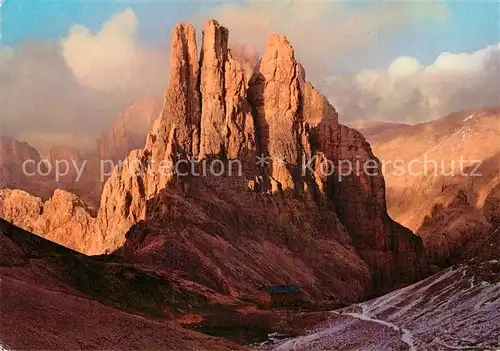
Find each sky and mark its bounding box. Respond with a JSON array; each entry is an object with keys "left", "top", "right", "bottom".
[{"left": 1, "top": 0, "right": 499, "bottom": 150}]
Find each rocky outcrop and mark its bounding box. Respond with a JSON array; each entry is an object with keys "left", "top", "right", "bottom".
[
  {"left": 199, "top": 20, "right": 228, "bottom": 158},
  {"left": 199, "top": 20, "right": 255, "bottom": 159},
  {"left": 484, "top": 184, "right": 500, "bottom": 226},
  {"left": 1, "top": 19, "right": 427, "bottom": 300},
  {"left": 358, "top": 108, "right": 500, "bottom": 233},
  {"left": 248, "top": 35, "right": 425, "bottom": 291},
  {"left": 248, "top": 34, "right": 340, "bottom": 195},
  {"left": 33, "top": 189, "right": 96, "bottom": 253},
  {"left": 331, "top": 126, "right": 427, "bottom": 289},
  {"left": 159, "top": 23, "right": 200, "bottom": 157},
  {"left": 0, "top": 189, "right": 95, "bottom": 253},
  {"left": 99, "top": 20, "right": 425, "bottom": 297},
  {"left": 248, "top": 35, "right": 306, "bottom": 193},
  {"left": 96, "top": 20, "right": 258, "bottom": 252},
  {"left": 0, "top": 189, "right": 42, "bottom": 232},
  {"left": 96, "top": 149, "right": 153, "bottom": 253},
  {"left": 416, "top": 184, "right": 500, "bottom": 267},
  {"left": 462, "top": 184, "right": 500, "bottom": 263},
  {"left": 0, "top": 96, "right": 160, "bottom": 210}
]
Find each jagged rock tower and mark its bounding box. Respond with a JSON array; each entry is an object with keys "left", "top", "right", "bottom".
[{"left": 1, "top": 20, "right": 428, "bottom": 300}]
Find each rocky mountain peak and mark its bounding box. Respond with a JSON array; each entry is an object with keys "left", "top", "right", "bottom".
[
  {"left": 264, "top": 33, "right": 295, "bottom": 59},
  {"left": 198, "top": 19, "right": 255, "bottom": 159},
  {"left": 161, "top": 22, "right": 200, "bottom": 157},
  {"left": 97, "top": 19, "right": 427, "bottom": 295},
  {"left": 1, "top": 19, "right": 428, "bottom": 299}
]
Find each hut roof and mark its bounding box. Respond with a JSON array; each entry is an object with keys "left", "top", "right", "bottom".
[{"left": 260, "top": 284, "right": 301, "bottom": 294}]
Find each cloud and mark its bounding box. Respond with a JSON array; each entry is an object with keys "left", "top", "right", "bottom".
[
  {"left": 205, "top": 0, "right": 498, "bottom": 124},
  {"left": 324, "top": 43, "right": 500, "bottom": 123},
  {"left": 205, "top": 0, "right": 449, "bottom": 80},
  {"left": 61, "top": 9, "right": 140, "bottom": 91},
  {"left": 227, "top": 41, "right": 259, "bottom": 84},
  {"left": 2, "top": 2, "right": 497, "bottom": 154},
  {"left": 1, "top": 9, "right": 168, "bottom": 151},
  {"left": 61, "top": 8, "right": 166, "bottom": 94}
]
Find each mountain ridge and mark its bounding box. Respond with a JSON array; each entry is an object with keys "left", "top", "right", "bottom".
[
  {"left": 0, "top": 19, "right": 427, "bottom": 302},
  {"left": 355, "top": 108, "right": 500, "bottom": 267}
]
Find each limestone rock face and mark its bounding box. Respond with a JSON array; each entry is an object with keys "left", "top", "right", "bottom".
[
  {"left": 96, "top": 21, "right": 258, "bottom": 252},
  {"left": 484, "top": 184, "right": 500, "bottom": 226},
  {"left": 359, "top": 109, "right": 500, "bottom": 267},
  {"left": 224, "top": 51, "right": 256, "bottom": 159},
  {"left": 33, "top": 189, "right": 96, "bottom": 253},
  {"left": 97, "top": 149, "right": 155, "bottom": 253},
  {"left": 160, "top": 23, "right": 200, "bottom": 157},
  {"left": 0, "top": 189, "right": 95, "bottom": 253},
  {"left": 1, "top": 19, "right": 428, "bottom": 300},
  {"left": 0, "top": 96, "right": 160, "bottom": 210},
  {"left": 0, "top": 189, "right": 42, "bottom": 232},
  {"left": 460, "top": 185, "right": 500, "bottom": 263},
  {"left": 248, "top": 36, "right": 425, "bottom": 293},
  {"left": 248, "top": 35, "right": 340, "bottom": 195},
  {"left": 199, "top": 20, "right": 229, "bottom": 158},
  {"left": 199, "top": 20, "right": 255, "bottom": 159},
  {"left": 248, "top": 35, "right": 304, "bottom": 193},
  {"left": 329, "top": 125, "right": 427, "bottom": 290},
  {"left": 358, "top": 109, "right": 500, "bottom": 233}
]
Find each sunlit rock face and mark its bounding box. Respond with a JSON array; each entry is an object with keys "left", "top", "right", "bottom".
[{"left": 1, "top": 19, "right": 428, "bottom": 300}]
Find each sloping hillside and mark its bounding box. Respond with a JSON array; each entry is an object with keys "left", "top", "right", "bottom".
[
  {"left": 0, "top": 218, "right": 242, "bottom": 350},
  {"left": 356, "top": 108, "right": 500, "bottom": 266},
  {"left": 272, "top": 259, "right": 500, "bottom": 350}
]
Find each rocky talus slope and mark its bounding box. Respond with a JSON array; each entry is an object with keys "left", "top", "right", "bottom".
[
  {"left": 0, "top": 20, "right": 427, "bottom": 301},
  {"left": 356, "top": 109, "right": 500, "bottom": 267},
  {"left": 272, "top": 195, "right": 500, "bottom": 349},
  {"left": 272, "top": 259, "right": 500, "bottom": 350}
]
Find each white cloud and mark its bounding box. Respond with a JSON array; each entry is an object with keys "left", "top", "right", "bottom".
[
  {"left": 388, "top": 57, "right": 422, "bottom": 77},
  {"left": 325, "top": 43, "right": 500, "bottom": 124},
  {"left": 2, "top": 3, "right": 497, "bottom": 152},
  {"left": 429, "top": 45, "right": 497, "bottom": 73},
  {"left": 204, "top": 0, "right": 448, "bottom": 80},
  {"left": 61, "top": 8, "right": 166, "bottom": 94},
  {"left": 203, "top": 0, "right": 498, "bottom": 124},
  {"left": 1, "top": 9, "right": 168, "bottom": 151}
]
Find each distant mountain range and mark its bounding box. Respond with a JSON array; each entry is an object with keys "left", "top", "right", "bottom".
[
  {"left": 0, "top": 96, "right": 161, "bottom": 208},
  {"left": 354, "top": 108, "right": 500, "bottom": 267}
]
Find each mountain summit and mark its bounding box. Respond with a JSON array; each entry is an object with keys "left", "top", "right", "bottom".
[{"left": 0, "top": 20, "right": 428, "bottom": 300}]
